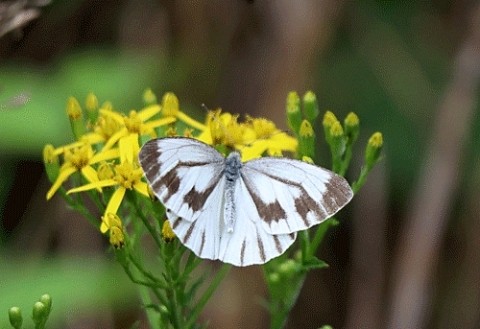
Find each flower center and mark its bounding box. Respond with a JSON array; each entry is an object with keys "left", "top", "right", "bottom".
[
  {"left": 114, "top": 162, "right": 142, "bottom": 189},
  {"left": 124, "top": 110, "right": 142, "bottom": 134},
  {"left": 64, "top": 144, "right": 93, "bottom": 169},
  {"left": 96, "top": 114, "right": 122, "bottom": 140}
]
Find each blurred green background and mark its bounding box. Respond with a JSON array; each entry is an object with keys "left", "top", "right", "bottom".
[{"left": 1, "top": 1, "right": 479, "bottom": 328}]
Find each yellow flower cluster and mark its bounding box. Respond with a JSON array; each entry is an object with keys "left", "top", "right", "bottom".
[{"left": 44, "top": 91, "right": 298, "bottom": 246}]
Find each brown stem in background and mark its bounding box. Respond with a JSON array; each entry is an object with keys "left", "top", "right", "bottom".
[
  {"left": 345, "top": 162, "right": 387, "bottom": 329},
  {"left": 386, "top": 4, "right": 480, "bottom": 329},
  {"left": 437, "top": 164, "right": 480, "bottom": 329}
]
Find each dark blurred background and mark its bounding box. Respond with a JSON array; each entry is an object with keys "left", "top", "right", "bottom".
[{"left": 1, "top": 1, "right": 479, "bottom": 328}]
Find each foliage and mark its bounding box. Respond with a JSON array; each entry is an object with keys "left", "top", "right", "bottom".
[{"left": 39, "top": 90, "right": 382, "bottom": 328}]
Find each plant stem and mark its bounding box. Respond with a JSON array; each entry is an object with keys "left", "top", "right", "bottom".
[{"left": 187, "top": 263, "right": 231, "bottom": 328}]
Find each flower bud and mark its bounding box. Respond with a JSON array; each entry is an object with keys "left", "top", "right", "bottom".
[
  {"left": 32, "top": 301, "right": 47, "bottom": 326},
  {"left": 66, "top": 97, "right": 85, "bottom": 140},
  {"left": 302, "top": 91, "right": 319, "bottom": 122},
  {"left": 8, "top": 307, "right": 23, "bottom": 329},
  {"left": 162, "top": 220, "right": 176, "bottom": 242},
  {"left": 330, "top": 121, "right": 346, "bottom": 158},
  {"left": 286, "top": 91, "right": 302, "bottom": 135},
  {"left": 143, "top": 88, "right": 157, "bottom": 105},
  {"left": 161, "top": 92, "right": 180, "bottom": 117},
  {"left": 85, "top": 92, "right": 99, "bottom": 124},
  {"left": 365, "top": 132, "right": 383, "bottom": 170},
  {"left": 43, "top": 144, "right": 59, "bottom": 183},
  {"left": 39, "top": 294, "right": 52, "bottom": 316},
  {"left": 344, "top": 112, "right": 359, "bottom": 144},
  {"left": 298, "top": 120, "right": 315, "bottom": 158},
  {"left": 322, "top": 110, "right": 338, "bottom": 144}
]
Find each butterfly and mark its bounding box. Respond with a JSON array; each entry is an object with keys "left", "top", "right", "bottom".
[{"left": 138, "top": 137, "right": 353, "bottom": 266}]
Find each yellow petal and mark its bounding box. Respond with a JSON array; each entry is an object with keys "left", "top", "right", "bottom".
[
  {"left": 103, "top": 128, "right": 127, "bottom": 151},
  {"left": 81, "top": 166, "right": 99, "bottom": 184},
  {"left": 46, "top": 166, "right": 77, "bottom": 200},
  {"left": 195, "top": 130, "right": 213, "bottom": 145},
  {"left": 99, "top": 108, "right": 124, "bottom": 125},
  {"left": 119, "top": 133, "right": 138, "bottom": 164},
  {"left": 90, "top": 148, "right": 120, "bottom": 164},
  {"left": 176, "top": 111, "right": 207, "bottom": 131},
  {"left": 239, "top": 141, "right": 268, "bottom": 161},
  {"left": 133, "top": 181, "right": 151, "bottom": 198},
  {"left": 138, "top": 104, "right": 161, "bottom": 121},
  {"left": 100, "top": 221, "right": 108, "bottom": 233},
  {"left": 104, "top": 187, "right": 126, "bottom": 220},
  {"left": 145, "top": 116, "right": 177, "bottom": 130},
  {"left": 67, "top": 179, "right": 117, "bottom": 194},
  {"left": 82, "top": 132, "right": 106, "bottom": 144}
]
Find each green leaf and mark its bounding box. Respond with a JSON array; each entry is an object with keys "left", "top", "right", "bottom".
[{"left": 301, "top": 256, "right": 329, "bottom": 271}]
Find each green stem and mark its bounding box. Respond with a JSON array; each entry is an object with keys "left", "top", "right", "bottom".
[
  {"left": 299, "top": 230, "right": 310, "bottom": 263},
  {"left": 138, "top": 284, "right": 161, "bottom": 329},
  {"left": 130, "top": 193, "right": 163, "bottom": 249},
  {"left": 269, "top": 274, "right": 307, "bottom": 329},
  {"left": 60, "top": 189, "right": 99, "bottom": 228},
  {"left": 309, "top": 218, "right": 338, "bottom": 258},
  {"left": 351, "top": 166, "right": 369, "bottom": 194},
  {"left": 186, "top": 263, "right": 231, "bottom": 328}
]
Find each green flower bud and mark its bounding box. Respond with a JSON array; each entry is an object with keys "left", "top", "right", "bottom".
[
  {"left": 298, "top": 120, "right": 315, "bottom": 158},
  {"left": 32, "top": 301, "right": 47, "bottom": 326},
  {"left": 43, "top": 144, "right": 59, "bottom": 183},
  {"left": 344, "top": 112, "right": 359, "bottom": 144},
  {"left": 365, "top": 132, "right": 383, "bottom": 170},
  {"left": 286, "top": 91, "right": 302, "bottom": 135},
  {"left": 66, "top": 97, "right": 85, "bottom": 140},
  {"left": 85, "top": 92, "right": 99, "bottom": 124},
  {"left": 322, "top": 111, "right": 338, "bottom": 144},
  {"left": 302, "top": 91, "right": 319, "bottom": 122},
  {"left": 161, "top": 92, "right": 180, "bottom": 117},
  {"left": 143, "top": 88, "right": 157, "bottom": 105},
  {"left": 330, "top": 121, "right": 345, "bottom": 157},
  {"left": 8, "top": 307, "right": 23, "bottom": 329},
  {"left": 38, "top": 294, "right": 52, "bottom": 317}
]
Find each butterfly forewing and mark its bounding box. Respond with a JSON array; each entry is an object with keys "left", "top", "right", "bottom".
[
  {"left": 241, "top": 157, "right": 353, "bottom": 235},
  {"left": 139, "top": 138, "right": 225, "bottom": 222}
]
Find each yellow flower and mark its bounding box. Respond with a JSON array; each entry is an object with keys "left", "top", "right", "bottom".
[
  {"left": 161, "top": 220, "right": 176, "bottom": 242},
  {"left": 197, "top": 110, "right": 248, "bottom": 147},
  {"left": 102, "top": 212, "right": 125, "bottom": 248},
  {"left": 242, "top": 116, "right": 297, "bottom": 160},
  {"left": 196, "top": 110, "right": 298, "bottom": 161},
  {"left": 66, "top": 134, "right": 149, "bottom": 233},
  {"left": 46, "top": 143, "right": 119, "bottom": 200},
  {"left": 100, "top": 104, "right": 176, "bottom": 150}
]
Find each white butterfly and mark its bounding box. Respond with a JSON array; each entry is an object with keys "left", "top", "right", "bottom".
[{"left": 138, "top": 137, "right": 353, "bottom": 266}]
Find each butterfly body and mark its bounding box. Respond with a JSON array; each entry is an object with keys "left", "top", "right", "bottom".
[
  {"left": 139, "top": 137, "right": 353, "bottom": 266},
  {"left": 223, "top": 152, "right": 242, "bottom": 232}
]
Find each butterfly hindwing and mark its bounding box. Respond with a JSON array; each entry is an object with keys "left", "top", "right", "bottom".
[
  {"left": 168, "top": 174, "right": 297, "bottom": 266},
  {"left": 241, "top": 157, "right": 353, "bottom": 235},
  {"left": 217, "top": 176, "right": 297, "bottom": 266}
]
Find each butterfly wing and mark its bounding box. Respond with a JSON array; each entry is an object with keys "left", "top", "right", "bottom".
[
  {"left": 138, "top": 137, "right": 226, "bottom": 223},
  {"left": 217, "top": 175, "right": 297, "bottom": 266},
  {"left": 240, "top": 157, "right": 353, "bottom": 235},
  {"left": 158, "top": 152, "right": 296, "bottom": 266}
]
